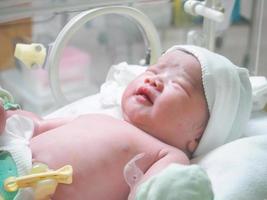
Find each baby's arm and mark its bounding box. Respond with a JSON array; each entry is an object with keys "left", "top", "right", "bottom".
[
  {"left": 34, "top": 117, "right": 75, "bottom": 135},
  {"left": 127, "top": 147, "right": 189, "bottom": 200}
]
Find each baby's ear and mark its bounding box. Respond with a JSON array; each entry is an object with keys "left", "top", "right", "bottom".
[
  {"left": 187, "top": 140, "right": 198, "bottom": 154},
  {"left": 187, "top": 132, "right": 203, "bottom": 154}
]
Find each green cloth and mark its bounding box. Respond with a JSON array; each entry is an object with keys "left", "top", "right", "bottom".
[
  {"left": 0, "top": 151, "right": 18, "bottom": 200},
  {"left": 135, "top": 164, "right": 214, "bottom": 200}
]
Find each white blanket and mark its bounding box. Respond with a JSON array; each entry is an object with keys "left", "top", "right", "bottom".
[{"left": 191, "top": 135, "right": 267, "bottom": 200}]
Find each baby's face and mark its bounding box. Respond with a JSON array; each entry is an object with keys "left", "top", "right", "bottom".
[{"left": 122, "top": 50, "right": 209, "bottom": 155}]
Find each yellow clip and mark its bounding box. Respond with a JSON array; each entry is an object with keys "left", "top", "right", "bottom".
[{"left": 4, "top": 165, "right": 73, "bottom": 192}]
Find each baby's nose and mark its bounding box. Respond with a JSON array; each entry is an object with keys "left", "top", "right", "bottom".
[{"left": 145, "top": 77, "right": 164, "bottom": 92}]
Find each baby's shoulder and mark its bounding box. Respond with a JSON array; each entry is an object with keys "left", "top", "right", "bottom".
[
  {"left": 156, "top": 146, "right": 189, "bottom": 164},
  {"left": 74, "top": 113, "right": 124, "bottom": 126}
]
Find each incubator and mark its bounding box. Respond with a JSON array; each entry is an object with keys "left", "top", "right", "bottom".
[
  {"left": 0, "top": 0, "right": 264, "bottom": 114},
  {"left": 0, "top": 0, "right": 173, "bottom": 114}
]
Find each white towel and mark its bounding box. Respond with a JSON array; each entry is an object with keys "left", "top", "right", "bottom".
[
  {"left": 166, "top": 45, "right": 253, "bottom": 157},
  {"left": 100, "top": 62, "right": 146, "bottom": 107}
]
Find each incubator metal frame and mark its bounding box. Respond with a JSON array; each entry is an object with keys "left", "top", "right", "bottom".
[{"left": 0, "top": 0, "right": 170, "bottom": 23}]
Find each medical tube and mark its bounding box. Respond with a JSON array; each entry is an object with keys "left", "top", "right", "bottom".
[{"left": 47, "top": 6, "right": 161, "bottom": 105}]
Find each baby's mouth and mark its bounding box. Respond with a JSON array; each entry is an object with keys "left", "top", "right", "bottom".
[{"left": 135, "top": 86, "right": 154, "bottom": 105}]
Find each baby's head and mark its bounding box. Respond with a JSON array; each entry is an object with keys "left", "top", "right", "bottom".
[
  {"left": 122, "top": 49, "right": 208, "bottom": 156},
  {"left": 122, "top": 45, "right": 252, "bottom": 157}
]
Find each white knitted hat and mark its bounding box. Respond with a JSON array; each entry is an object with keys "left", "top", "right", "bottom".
[{"left": 166, "top": 45, "right": 252, "bottom": 157}]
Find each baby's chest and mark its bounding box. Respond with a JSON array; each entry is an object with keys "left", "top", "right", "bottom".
[{"left": 31, "top": 128, "right": 165, "bottom": 199}]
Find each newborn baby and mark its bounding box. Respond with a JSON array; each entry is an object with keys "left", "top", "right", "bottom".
[{"left": 0, "top": 45, "right": 252, "bottom": 200}]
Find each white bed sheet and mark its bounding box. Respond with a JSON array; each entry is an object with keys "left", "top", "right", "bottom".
[{"left": 45, "top": 93, "right": 122, "bottom": 119}]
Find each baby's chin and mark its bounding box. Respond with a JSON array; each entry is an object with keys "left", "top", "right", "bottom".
[
  {"left": 121, "top": 109, "right": 137, "bottom": 126},
  {"left": 122, "top": 112, "right": 130, "bottom": 122},
  {"left": 122, "top": 113, "right": 140, "bottom": 129}
]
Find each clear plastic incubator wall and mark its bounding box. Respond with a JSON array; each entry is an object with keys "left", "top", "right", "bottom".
[{"left": 0, "top": 0, "right": 266, "bottom": 116}]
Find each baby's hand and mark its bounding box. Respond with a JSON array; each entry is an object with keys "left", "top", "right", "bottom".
[{"left": 6, "top": 109, "right": 43, "bottom": 134}]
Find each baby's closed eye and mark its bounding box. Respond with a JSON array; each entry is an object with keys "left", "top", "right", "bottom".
[{"left": 170, "top": 79, "right": 191, "bottom": 97}]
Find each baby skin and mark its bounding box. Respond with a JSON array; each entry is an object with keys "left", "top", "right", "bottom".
[{"left": 1, "top": 50, "right": 208, "bottom": 200}]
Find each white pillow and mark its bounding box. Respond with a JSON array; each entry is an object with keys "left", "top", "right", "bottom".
[
  {"left": 250, "top": 76, "right": 267, "bottom": 111},
  {"left": 243, "top": 110, "right": 267, "bottom": 137},
  {"left": 191, "top": 135, "right": 267, "bottom": 200}
]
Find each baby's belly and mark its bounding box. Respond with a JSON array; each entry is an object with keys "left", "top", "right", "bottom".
[{"left": 30, "top": 115, "right": 162, "bottom": 200}]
